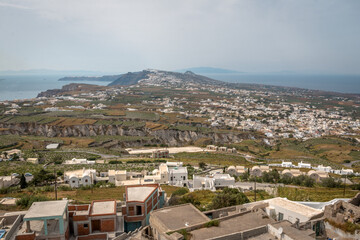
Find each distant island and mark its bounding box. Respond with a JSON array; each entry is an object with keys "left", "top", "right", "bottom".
[
  {"left": 176, "top": 67, "right": 242, "bottom": 74},
  {"left": 57, "top": 67, "right": 242, "bottom": 83},
  {"left": 58, "top": 75, "right": 122, "bottom": 82}
]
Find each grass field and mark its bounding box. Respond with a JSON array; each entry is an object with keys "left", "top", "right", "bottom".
[
  {"left": 124, "top": 111, "right": 160, "bottom": 121},
  {"left": 230, "top": 137, "right": 359, "bottom": 167},
  {"left": 174, "top": 152, "right": 249, "bottom": 166},
  {"left": 276, "top": 186, "right": 358, "bottom": 201}
]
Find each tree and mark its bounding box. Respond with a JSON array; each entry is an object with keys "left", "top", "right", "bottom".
[
  {"left": 32, "top": 169, "right": 55, "bottom": 186},
  {"left": 240, "top": 172, "right": 250, "bottom": 181},
  {"left": 303, "top": 176, "right": 315, "bottom": 187},
  {"left": 20, "top": 174, "right": 28, "bottom": 189},
  {"left": 321, "top": 177, "right": 342, "bottom": 188},
  {"left": 199, "top": 162, "right": 207, "bottom": 169},
  {"left": 280, "top": 174, "right": 293, "bottom": 185},
  {"left": 12, "top": 153, "right": 19, "bottom": 161},
  {"left": 211, "top": 188, "right": 249, "bottom": 209}
]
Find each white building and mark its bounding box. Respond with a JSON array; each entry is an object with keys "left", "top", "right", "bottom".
[
  {"left": 166, "top": 161, "right": 183, "bottom": 168},
  {"left": 298, "top": 161, "right": 312, "bottom": 169},
  {"left": 24, "top": 173, "right": 34, "bottom": 183},
  {"left": 192, "top": 175, "right": 216, "bottom": 191},
  {"left": 316, "top": 165, "right": 333, "bottom": 173},
  {"left": 26, "top": 158, "right": 39, "bottom": 164},
  {"left": 281, "top": 161, "right": 293, "bottom": 168},
  {"left": 64, "top": 168, "right": 96, "bottom": 188},
  {"left": 169, "top": 167, "right": 188, "bottom": 187},
  {"left": 333, "top": 168, "right": 354, "bottom": 175},
  {"left": 191, "top": 173, "right": 234, "bottom": 191},
  {"left": 265, "top": 197, "right": 322, "bottom": 223},
  {"left": 46, "top": 143, "right": 60, "bottom": 150},
  {"left": 64, "top": 158, "right": 95, "bottom": 165},
  {"left": 212, "top": 174, "right": 235, "bottom": 188},
  {"left": 226, "top": 166, "right": 246, "bottom": 176},
  {"left": 0, "top": 176, "right": 18, "bottom": 189}
]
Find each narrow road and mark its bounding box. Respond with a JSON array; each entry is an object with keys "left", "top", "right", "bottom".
[
  {"left": 55, "top": 150, "right": 119, "bottom": 159},
  {"left": 343, "top": 160, "right": 360, "bottom": 168}
]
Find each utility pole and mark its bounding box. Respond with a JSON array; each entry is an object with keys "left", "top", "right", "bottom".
[
  {"left": 343, "top": 174, "right": 347, "bottom": 197},
  {"left": 254, "top": 180, "right": 257, "bottom": 202},
  {"left": 54, "top": 169, "right": 57, "bottom": 200}
]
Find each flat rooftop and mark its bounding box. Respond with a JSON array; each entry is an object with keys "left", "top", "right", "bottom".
[
  {"left": 270, "top": 221, "right": 314, "bottom": 240},
  {"left": 190, "top": 211, "right": 274, "bottom": 240},
  {"left": 151, "top": 204, "right": 209, "bottom": 232},
  {"left": 127, "top": 186, "right": 156, "bottom": 202},
  {"left": 91, "top": 200, "right": 116, "bottom": 215},
  {"left": 24, "top": 200, "right": 68, "bottom": 219},
  {"left": 46, "top": 143, "right": 59, "bottom": 149},
  {"left": 266, "top": 198, "right": 322, "bottom": 218},
  {"left": 169, "top": 167, "right": 187, "bottom": 173}
]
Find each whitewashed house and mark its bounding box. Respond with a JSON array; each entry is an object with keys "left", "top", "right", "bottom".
[
  {"left": 192, "top": 175, "right": 216, "bottom": 191},
  {"left": 265, "top": 198, "right": 322, "bottom": 223},
  {"left": 281, "top": 161, "right": 293, "bottom": 168},
  {"left": 298, "top": 161, "right": 312, "bottom": 169},
  {"left": 333, "top": 168, "right": 354, "bottom": 175},
  {"left": 64, "top": 158, "right": 95, "bottom": 165},
  {"left": 169, "top": 167, "right": 188, "bottom": 187},
  {"left": 213, "top": 174, "right": 235, "bottom": 188},
  {"left": 0, "top": 176, "right": 18, "bottom": 189},
  {"left": 316, "top": 165, "right": 332, "bottom": 173},
  {"left": 64, "top": 168, "right": 96, "bottom": 188}
]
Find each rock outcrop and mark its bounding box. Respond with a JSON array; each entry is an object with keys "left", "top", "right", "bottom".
[{"left": 0, "top": 122, "right": 249, "bottom": 147}]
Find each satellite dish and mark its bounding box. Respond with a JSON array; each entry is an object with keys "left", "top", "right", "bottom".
[{"left": 278, "top": 227, "right": 283, "bottom": 234}]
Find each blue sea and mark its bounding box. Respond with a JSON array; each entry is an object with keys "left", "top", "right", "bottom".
[
  {"left": 0, "top": 74, "right": 359, "bottom": 101},
  {"left": 0, "top": 75, "right": 108, "bottom": 101},
  {"left": 205, "top": 74, "right": 360, "bottom": 94}
]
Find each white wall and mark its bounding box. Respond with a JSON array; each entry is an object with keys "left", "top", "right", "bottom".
[{"left": 69, "top": 177, "right": 79, "bottom": 188}]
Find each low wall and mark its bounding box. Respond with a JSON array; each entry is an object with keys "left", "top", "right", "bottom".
[
  {"left": 77, "top": 233, "right": 108, "bottom": 240},
  {"left": 208, "top": 225, "right": 268, "bottom": 240},
  {"left": 5, "top": 215, "right": 23, "bottom": 240},
  {"left": 325, "top": 222, "right": 359, "bottom": 239}
]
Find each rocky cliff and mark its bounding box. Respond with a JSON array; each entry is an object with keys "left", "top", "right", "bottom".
[{"left": 0, "top": 122, "right": 250, "bottom": 147}]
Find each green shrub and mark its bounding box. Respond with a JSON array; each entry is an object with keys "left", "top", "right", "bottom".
[
  {"left": 58, "top": 185, "right": 72, "bottom": 191},
  {"left": 321, "top": 177, "right": 343, "bottom": 188},
  {"left": 109, "top": 160, "right": 122, "bottom": 164},
  {"left": 211, "top": 188, "right": 249, "bottom": 209},
  {"left": 16, "top": 195, "right": 50, "bottom": 208},
  {"left": 177, "top": 229, "right": 192, "bottom": 240},
  {"left": 204, "top": 220, "right": 220, "bottom": 227},
  {"left": 172, "top": 187, "right": 189, "bottom": 196}
]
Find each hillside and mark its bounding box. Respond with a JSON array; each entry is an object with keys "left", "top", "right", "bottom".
[
  {"left": 177, "top": 67, "right": 242, "bottom": 74},
  {"left": 108, "top": 69, "right": 224, "bottom": 86},
  {"left": 58, "top": 75, "right": 121, "bottom": 82}
]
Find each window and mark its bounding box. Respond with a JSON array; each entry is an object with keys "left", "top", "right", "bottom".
[
  {"left": 72, "top": 181, "right": 75, "bottom": 183},
  {"left": 278, "top": 212, "right": 284, "bottom": 221},
  {"left": 129, "top": 206, "right": 134, "bottom": 212},
  {"left": 136, "top": 205, "right": 142, "bottom": 215},
  {"left": 84, "top": 223, "right": 88, "bottom": 229},
  {"left": 85, "top": 179, "right": 88, "bottom": 183},
  {"left": 183, "top": 176, "right": 186, "bottom": 180}
]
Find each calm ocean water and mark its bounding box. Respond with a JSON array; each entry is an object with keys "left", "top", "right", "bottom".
[
  {"left": 206, "top": 74, "right": 360, "bottom": 94},
  {"left": 0, "top": 74, "right": 359, "bottom": 101},
  {"left": 0, "top": 75, "right": 108, "bottom": 101}
]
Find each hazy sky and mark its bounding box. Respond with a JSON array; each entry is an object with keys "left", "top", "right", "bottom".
[{"left": 0, "top": 0, "right": 359, "bottom": 74}]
